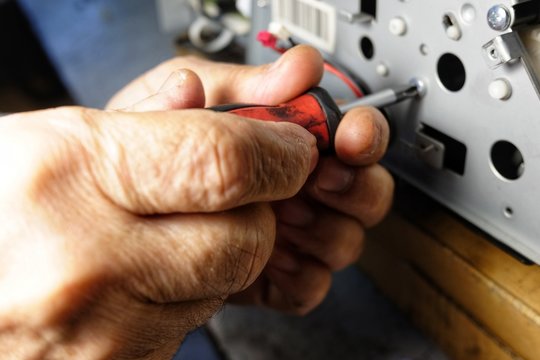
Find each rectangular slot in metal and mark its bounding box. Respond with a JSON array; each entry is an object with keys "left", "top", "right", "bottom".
[
  {"left": 418, "top": 125, "right": 467, "bottom": 175},
  {"left": 361, "top": 0, "right": 377, "bottom": 20}
]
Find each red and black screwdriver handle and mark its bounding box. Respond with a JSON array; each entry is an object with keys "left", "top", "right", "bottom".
[{"left": 208, "top": 87, "right": 342, "bottom": 153}]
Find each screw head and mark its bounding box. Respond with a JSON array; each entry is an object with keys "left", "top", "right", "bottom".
[{"left": 487, "top": 5, "right": 512, "bottom": 31}]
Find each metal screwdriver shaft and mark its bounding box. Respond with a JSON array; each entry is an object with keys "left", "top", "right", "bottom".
[{"left": 339, "top": 83, "right": 420, "bottom": 113}]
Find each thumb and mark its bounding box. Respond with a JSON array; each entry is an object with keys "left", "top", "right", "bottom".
[
  {"left": 206, "top": 45, "right": 325, "bottom": 105},
  {"left": 107, "top": 45, "right": 324, "bottom": 110},
  {"left": 120, "top": 69, "right": 205, "bottom": 112}
]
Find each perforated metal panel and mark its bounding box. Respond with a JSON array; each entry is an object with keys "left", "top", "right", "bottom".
[{"left": 248, "top": 0, "right": 540, "bottom": 263}]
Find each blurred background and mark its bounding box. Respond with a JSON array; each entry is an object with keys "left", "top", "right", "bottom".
[{"left": 0, "top": 0, "right": 249, "bottom": 112}]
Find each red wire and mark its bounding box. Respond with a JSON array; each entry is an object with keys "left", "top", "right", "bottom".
[
  {"left": 324, "top": 63, "right": 364, "bottom": 98},
  {"left": 257, "top": 30, "right": 363, "bottom": 98},
  {"left": 257, "top": 31, "right": 286, "bottom": 53}
]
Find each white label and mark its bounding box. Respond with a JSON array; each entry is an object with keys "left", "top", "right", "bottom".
[{"left": 272, "top": 0, "right": 336, "bottom": 53}]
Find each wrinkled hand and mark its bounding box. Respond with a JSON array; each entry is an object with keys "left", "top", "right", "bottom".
[
  {"left": 0, "top": 45, "right": 393, "bottom": 359},
  {"left": 109, "top": 45, "right": 394, "bottom": 314},
  {"left": 0, "top": 52, "right": 318, "bottom": 358}
]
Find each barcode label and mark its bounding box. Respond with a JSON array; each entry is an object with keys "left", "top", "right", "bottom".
[{"left": 272, "top": 0, "right": 336, "bottom": 53}]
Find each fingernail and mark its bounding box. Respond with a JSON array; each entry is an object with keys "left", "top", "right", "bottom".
[
  {"left": 275, "top": 199, "right": 314, "bottom": 227},
  {"left": 268, "top": 248, "right": 301, "bottom": 273},
  {"left": 361, "top": 120, "right": 384, "bottom": 161},
  {"left": 158, "top": 69, "right": 189, "bottom": 93},
  {"left": 371, "top": 121, "right": 384, "bottom": 154},
  {"left": 316, "top": 161, "right": 355, "bottom": 193}
]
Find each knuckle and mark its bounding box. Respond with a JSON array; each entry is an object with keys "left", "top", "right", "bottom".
[
  {"left": 225, "top": 204, "right": 275, "bottom": 292},
  {"left": 189, "top": 116, "right": 310, "bottom": 211},
  {"left": 194, "top": 204, "right": 275, "bottom": 296},
  {"left": 197, "top": 119, "right": 261, "bottom": 210},
  {"left": 1, "top": 107, "right": 93, "bottom": 203}
]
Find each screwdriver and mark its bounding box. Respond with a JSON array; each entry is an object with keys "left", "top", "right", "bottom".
[{"left": 209, "top": 82, "right": 421, "bottom": 152}]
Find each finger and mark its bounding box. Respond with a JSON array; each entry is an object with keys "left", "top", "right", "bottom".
[
  {"left": 120, "top": 69, "right": 205, "bottom": 112},
  {"left": 212, "top": 45, "right": 324, "bottom": 105},
  {"left": 119, "top": 203, "right": 276, "bottom": 303},
  {"left": 263, "top": 257, "right": 331, "bottom": 315},
  {"left": 231, "top": 250, "right": 332, "bottom": 315},
  {"left": 77, "top": 107, "right": 317, "bottom": 214},
  {"left": 273, "top": 198, "right": 365, "bottom": 271},
  {"left": 306, "top": 158, "right": 395, "bottom": 227},
  {"left": 335, "top": 107, "right": 389, "bottom": 166},
  {"left": 107, "top": 45, "right": 324, "bottom": 109}
]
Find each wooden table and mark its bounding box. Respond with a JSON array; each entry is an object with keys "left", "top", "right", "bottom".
[{"left": 360, "top": 180, "right": 540, "bottom": 360}]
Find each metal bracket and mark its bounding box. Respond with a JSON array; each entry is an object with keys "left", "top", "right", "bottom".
[{"left": 482, "top": 32, "right": 525, "bottom": 69}]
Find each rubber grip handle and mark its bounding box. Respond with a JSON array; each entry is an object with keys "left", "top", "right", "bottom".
[{"left": 209, "top": 87, "right": 342, "bottom": 152}]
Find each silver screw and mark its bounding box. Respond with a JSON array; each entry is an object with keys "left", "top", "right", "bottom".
[
  {"left": 487, "top": 5, "right": 512, "bottom": 31},
  {"left": 410, "top": 78, "right": 428, "bottom": 97}
]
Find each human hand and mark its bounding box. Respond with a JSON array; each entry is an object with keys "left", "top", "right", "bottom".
[
  {"left": 0, "top": 76, "right": 317, "bottom": 357},
  {"left": 108, "top": 45, "right": 394, "bottom": 315}
]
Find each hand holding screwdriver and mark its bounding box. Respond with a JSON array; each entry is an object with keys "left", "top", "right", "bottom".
[
  {"left": 209, "top": 83, "right": 421, "bottom": 152},
  {"left": 0, "top": 44, "right": 397, "bottom": 359}
]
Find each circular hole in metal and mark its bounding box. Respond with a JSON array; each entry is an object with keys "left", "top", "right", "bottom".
[
  {"left": 437, "top": 53, "right": 466, "bottom": 92},
  {"left": 491, "top": 141, "right": 525, "bottom": 180},
  {"left": 504, "top": 207, "right": 514, "bottom": 219},
  {"left": 420, "top": 43, "right": 429, "bottom": 55},
  {"left": 360, "top": 36, "right": 375, "bottom": 60}
]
